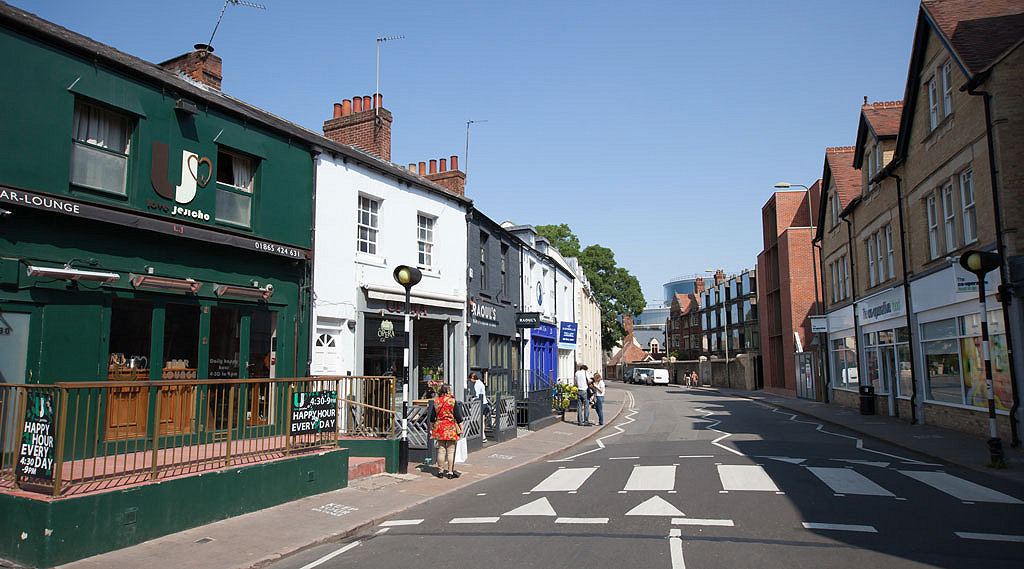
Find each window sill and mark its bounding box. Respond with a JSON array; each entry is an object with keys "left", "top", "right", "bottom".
[
  {"left": 355, "top": 252, "right": 386, "bottom": 268},
  {"left": 417, "top": 267, "right": 441, "bottom": 279},
  {"left": 923, "top": 113, "right": 955, "bottom": 147}
]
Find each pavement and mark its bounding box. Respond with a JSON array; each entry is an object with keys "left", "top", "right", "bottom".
[{"left": 50, "top": 383, "right": 1024, "bottom": 569}]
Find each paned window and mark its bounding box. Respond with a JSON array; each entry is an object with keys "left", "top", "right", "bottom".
[
  {"left": 357, "top": 196, "right": 380, "bottom": 254},
  {"left": 479, "top": 233, "right": 488, "bottom": 290},
  {"left": 867, "top": 236, "right": 877, "bottom": 287},
  {"left": 927, "top": 77, "right": 940, "bottom": 130},
  {"left": 885, "top": 225, "right": 895, "bottom": 279},
  {"left": 215, "top": 149, "right": 256, "bottom": 227},
  {"left": 942, "top": 62, "right": 953, "bottom": 116},
  {"left": 831, "top": 336, "right": 858, "bottom": 390},
  {"left": 500, "top": 244, "right": 509, "bottom": 297},
  {"left": 942, "top": 183, "right": 956, "bottom": 253},
  {"left": 417, "top": 214, "right": 434, "bottom": 268},
  {"left": 960, "top": 170, "right": 976, "bottom": 244},
  {"left": 927, "top": 195, "right": 939, "bottom": 259},
  {"left": 830, "top": 193, "right": 841, "bottom": 229},
  {"left": 875, "top": 230, "right": 886, "bottom": 282},
  {"left": 70, "top": 100, "right": 131, "bottom": 195}
]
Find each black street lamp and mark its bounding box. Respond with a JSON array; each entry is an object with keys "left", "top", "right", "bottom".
[
  {"left": 958, "top": 250, "right": 1005, "bottom": 468},
  {"left": 392, "top": 265, "right": 422, "bottom": 474}
]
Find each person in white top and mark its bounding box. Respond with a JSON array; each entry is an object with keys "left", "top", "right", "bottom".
[
  {"left": 592, "top": 373, "right": 606, "bottom": 425},
  {"left": 574, "top": 364, "right": 592, "bottom": 426},
  {"left": 469, "top": 372, "right": 489, "bottom": 441}
]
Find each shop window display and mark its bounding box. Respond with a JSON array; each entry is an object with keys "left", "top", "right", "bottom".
[{"left": 921, "top": 311, "right": 1010, "bottom": 410}]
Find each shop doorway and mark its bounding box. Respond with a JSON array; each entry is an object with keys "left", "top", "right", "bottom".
[
  {"left": 159, "top": 303, "right": 200, "bottom": 435},
  {"left": 106, "top": 299, "right": 153, "bottom": 440},
  {"left": 795, "top": 352, "right": 816, "bottom": 400}
]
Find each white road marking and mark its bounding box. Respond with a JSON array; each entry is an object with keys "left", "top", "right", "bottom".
[
  {"left": 531, "top": 467, "right": 598, "bottom": 492},
  {"left": 609, "top": 456, "right": 641, "bottom": 460},
  {"left": 555, "top": 517, "right": 608, "bottom": 524},
  {"left": 298, "top": 541, "right": 360, "bottom": 569},
  {"left": 626, "top": 496, "right": 685, "bottom": 516},
  {"left": 625, "top": 465, "right": 676, "bottom": 491},
  {"left": 380, "top": 519, "right": 423, "bottom": 527},
  {"left": 450, "top": 517, "right": 500, "bottom": 524},
  {"left": 807, "top": 467, "right": 895, "bottom": 496},
  {"left": 503, "top": 497, "right": 557, "bottom": 516},
  {"left": 699, "top": 407, "right": 745, "bottom": 456},
  {"left": 833, "top": 459, "right": 890, "bottom": 468},
  {"left": 955, "top": 532, "right": 1024, "bottom": 543},
  {"left": 803, "top": 522, "right": 877, "bottom": 533},
  {"left": 669, "top": 528, "right": 686, "bottom": 569},
  {"left": 549, "top": 391, "right": 637, "bottom": 462},
  {"left": 900, "top": 471, "right": 1024, "bottom": 504},
  {"left": 375, "top": 528, "right": 389, "bottom": 534},
  {"left": 678, "top": 455, "right": 714, "bottom": 458},
  {"left": 672, "top": 518, "right": 735, "bottom": 527},
  {"left": 759, "top": 456, "right": 806, "bottom": 464},
  {"left": 718, "top": 465, "right": 779, "bottom": 491}
]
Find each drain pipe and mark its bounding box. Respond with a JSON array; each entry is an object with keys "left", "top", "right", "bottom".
[
  {"left": 813, "top": 238, "right": 830, "bottom": 403},
  {"left": 841, "top": 198, "right": 862, "bottom": 398},
  {"left": 964, "top": 77, "right": 1021, "bottom": 446}
]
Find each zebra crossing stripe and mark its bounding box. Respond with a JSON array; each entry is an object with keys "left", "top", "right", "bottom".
[
  {"left": 531, "top": 467, "right": 597, "bottom": 492},
  {"left": 380, "top": 519, "right": 423, "bottom": 526},
  {"left": 624, "top": 465, "right": 676, "bottom": 491},
  {"left": 807, "top": 467, "right": 894, "bottom": 496},
  {"left": 717, "top": 465, "right": 779, "bottom": 491},
  {"left": 672, "top": 518, "right": 734, "bottom": 527},
  {"left": 450, "top": 517, "right": 500, "bottom": 524},
  {"left": 900, "top": 471, "right": 1024, "bottom": 504},
  {"left": 555, "top": 517, "right": 608, "bottom": 524}
]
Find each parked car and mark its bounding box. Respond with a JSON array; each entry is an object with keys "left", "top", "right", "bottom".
[
  {"left": 633, "top": 367, "right": 654, "bottom": 385},
  {"left": 649, "top": 369, "right": 670, "bottom": 385},
  {"left": 624, "top": 368, "right": 636, "bottom": 383}
]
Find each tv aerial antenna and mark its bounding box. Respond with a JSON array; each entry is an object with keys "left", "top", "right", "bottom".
[
  {"left": 465, "top": 120, "right": 488, "bottom": 176},
  {"left": 376, "top": 35, "right": 404, "bottom": 117},
  {"left": 206, "top": 0, "right": 267, "bottom": 52}
]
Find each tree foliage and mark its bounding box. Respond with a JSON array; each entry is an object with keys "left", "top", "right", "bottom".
[{"left": 536, "top": 225, "right": 644, "bottom": 351}]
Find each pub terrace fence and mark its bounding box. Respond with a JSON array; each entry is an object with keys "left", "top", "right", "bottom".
[{"left": 0, "top": 376, "right": 395, "bottom": 497}]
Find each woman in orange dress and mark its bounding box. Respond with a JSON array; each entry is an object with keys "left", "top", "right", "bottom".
[{"left": 429, "top": 383, "right": 464, "bottom": 479}]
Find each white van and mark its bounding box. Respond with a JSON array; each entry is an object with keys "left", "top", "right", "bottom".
[{"left": 650, "top": 369, "right": 669, "bottom": 385}]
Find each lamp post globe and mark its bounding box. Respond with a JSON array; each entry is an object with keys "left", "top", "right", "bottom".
[{"left": 393, "top": 265, "right": 422, "bottom": 288}]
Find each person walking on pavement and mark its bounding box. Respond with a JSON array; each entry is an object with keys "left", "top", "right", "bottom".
[
  {"left": 429, "top": 383, "right": 464, "bottom": 479},
  {"left": 592, "top": 372, "right": 606, "bottom": 425},
  {"left": 574, "top": 364, "right": 592, "bottom": 426},
  {"left": 469, "top": 372, "right": 489, "bottom": 442}
]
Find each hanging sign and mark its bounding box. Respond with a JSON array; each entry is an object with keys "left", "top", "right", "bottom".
[
  {"left": 16, "top": 391, "right": 57, "bottom": 481},
  {"left": 558, "top": 322, "right": 578, "bottom": 350},
  {"left": 290, "top": 391, "right": 337, "bottom": 435},
  {"left": 515, "top": 312, "right": 541, "bottom": 328}
]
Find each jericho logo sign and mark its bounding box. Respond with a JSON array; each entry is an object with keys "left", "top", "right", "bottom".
[{"left": 151, "top": 141, "right": 213, "bottom": 220}]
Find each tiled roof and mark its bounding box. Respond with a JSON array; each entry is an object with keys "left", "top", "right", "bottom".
[
  {"left": 862, "top": 101, "right": 903, "bottom": 137},
  {"left": 923, "top": 0, "right": 1024, "bottom": 74},
  {"left": 674, "top": 293, "right": 699, "bottom": 314},
  {"left": 825, "top": 147, "right": 861, "bottom": 208}
]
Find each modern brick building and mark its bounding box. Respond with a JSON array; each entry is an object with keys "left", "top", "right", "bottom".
[{"left": 757, "top": 183, "right": 821, "bottom": 397}]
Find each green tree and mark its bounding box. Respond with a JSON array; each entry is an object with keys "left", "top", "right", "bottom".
[{"left": 536, "top": 225, "right": 644, "bottom": 351}]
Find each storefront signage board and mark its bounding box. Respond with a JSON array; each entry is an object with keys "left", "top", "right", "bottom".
[
  {"left": 290, "top": 391, "right": 337, "bottom": 435},
  {"left": 810, "top": 315, "right": 829, "bottom": 333},
  {"left": 16, "top": 391, "right": 56, "bottom": 481},
  {"left": 471, "top": 298, "right": 500, "bottom": 328},
  {"left": 558, "top": 322, "right": 578, "bottom": 350},
  {"left": 516, "top": 312, "right": 541, "bottom": 328}
]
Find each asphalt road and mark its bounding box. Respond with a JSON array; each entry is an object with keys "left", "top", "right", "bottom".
[{"left": 266, "top": 384, "right": 1024, "bottom": 569}]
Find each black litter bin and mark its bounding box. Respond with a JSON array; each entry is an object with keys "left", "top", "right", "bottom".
[{"left": 859, "top": 384, "right": 875, "bottom": 415}]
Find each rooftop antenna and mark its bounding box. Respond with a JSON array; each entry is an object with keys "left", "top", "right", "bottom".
[
  {"left": 376, "top": 35, "right": 404, "bottom": 117},
  {"left": 207, "top": 0, "right": 267, "bottom": 52},
  {"left": 465, "top": 119, "right": 488, "bottom": 176}
]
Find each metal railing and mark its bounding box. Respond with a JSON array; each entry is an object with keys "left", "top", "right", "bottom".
[{"left": 0, "top": 376, "right": 395, "bottom": 497}]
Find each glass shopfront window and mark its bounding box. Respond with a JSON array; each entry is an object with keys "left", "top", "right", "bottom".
[
  {"left": 246, "top": 310, "right": 277, "bottom": 426},
  {"left": 861, "top": 327, "right": 906, "bottom": 396},
  {"left": 106, "top": 299, "right": 153, "bottom": 440},
  {"left": 921, "top": 312, "right": 1010, "bottom": 410},
  {"left": 208, "top": 307, "right": 240, "bottom": 430},
  {"left": 830, "top": 336, "right": 858, "bottom": 389}
]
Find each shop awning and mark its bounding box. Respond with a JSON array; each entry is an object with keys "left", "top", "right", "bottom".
[{"left": 363, "top": 284, "right": 465, "bottom": 311}]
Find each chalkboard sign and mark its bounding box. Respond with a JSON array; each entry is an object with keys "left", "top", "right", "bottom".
[
  {"left": 290, "top": 391, "right": 337, "bottom": 435},
  {"left": 16, "top": 391, "right": 56, "bottom": 481}
]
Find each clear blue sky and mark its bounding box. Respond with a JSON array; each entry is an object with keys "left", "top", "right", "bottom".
[{"left": 11, "top": 0, "right": 921, "bottom": 302}]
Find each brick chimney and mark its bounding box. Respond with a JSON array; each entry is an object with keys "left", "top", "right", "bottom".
[
  {"left": 323, "top": 94, "right": 392, "bottom": 161},
  {"left": 417, "top": 155, "right": 466, "bottom": 196},
  {"left": 622, "top": 315, "right": 634, "bottom": 335},
  {"left": 714, "top": 269, "right": 726, "bottom": 285},
  {"left": 694, "top": 278, "right": 706, "bottom": 295},
  {"left": 160, "top": 44, "right": 222, "bottom": 91}
]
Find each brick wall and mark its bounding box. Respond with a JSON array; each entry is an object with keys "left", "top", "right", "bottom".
[
  {"left": 159, "top": 45, "right": 222, "bottom": 91},
  {"left": 323, "top": 100, "right": 393, "bottom": 162}
]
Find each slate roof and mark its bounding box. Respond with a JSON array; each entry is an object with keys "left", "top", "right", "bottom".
[{"left": 923, "top": 0, "right": 1024, "bottom": 75}]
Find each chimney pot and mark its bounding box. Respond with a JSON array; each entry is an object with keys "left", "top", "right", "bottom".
[
  {"left": 429, "top": 159, "right": 437, "bottom": 174},
  {"left": 342, "top": 99, "right": 352, "bottom": 116},
  {"left": 439, "top": 158, "right": 447, "bottom": 171},
  {"left": 408, "top": 163, "right": 416, "bottom": 171},
  {"left": 374, "top": 93, "right": 382, "bottom": 109},
  {"left": 450, "top": 155, "right": 458, "bottom": 171},
  {"left": 362, "top": 96, "right": 372, "bottom": 110},
  {"left": 352, "top": 97, "right": 363, "bottom": 113},
  {"left": 418, "top": 162, "right": 426, "bottom": 176},
  {"left": 333, "top": 103, "right": 342, "bottom": 118}
]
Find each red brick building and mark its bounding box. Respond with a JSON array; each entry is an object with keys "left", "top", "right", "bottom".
[{"left": 757, "top": 182, "right": 822, "bottom": 397}]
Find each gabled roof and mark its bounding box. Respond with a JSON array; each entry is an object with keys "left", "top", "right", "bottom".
[
  {"left": 896, "top": 1, "right": 1024, "bottom": 160},
  {"left": 815, "top": 147, "right": 861, "bottom": 241},
  {"left": 923, "top": 0, "right": 1024, "bottom": 75},
  {"left": 672, "top": 293, "right": 699, "bottom": 314},
  {"left": 853, "top": 101, "right": 903, "bottom": 168}
]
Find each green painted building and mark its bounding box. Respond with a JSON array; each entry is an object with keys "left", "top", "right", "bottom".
[{"left": 0, "top": 5, "right": 315, "bottom": 391}]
